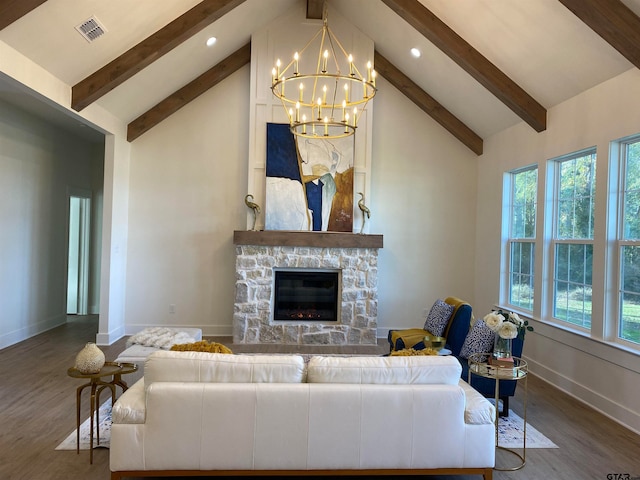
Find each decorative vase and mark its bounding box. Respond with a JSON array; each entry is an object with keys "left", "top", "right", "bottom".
[
  {"left": 493, "top": 334, "right": 512, "bottom": 359},
  {"left": 74, "top": 342, "right": 105, "bottom": 374}
]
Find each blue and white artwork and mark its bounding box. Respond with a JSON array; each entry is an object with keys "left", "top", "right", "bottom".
[{"left": 265, "top": 123, "right": 354, "bottom": 232}]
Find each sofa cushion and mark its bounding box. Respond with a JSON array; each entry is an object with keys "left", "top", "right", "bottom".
[
  {"left": 423, "top": 299, "right": 455, "bottom": 336},
  {"left": 459, "top": 319, "right": 495, "bottom": 359},
  {"left": 307, "top": 355, "right": 461, "bottom": 385},
  {"left": 144, "top": 351, "right": 306, "bottom": 386}
]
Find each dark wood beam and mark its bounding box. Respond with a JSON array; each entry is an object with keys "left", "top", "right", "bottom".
[
  {"left": 558, "top": 0, "right": 640, "bottom": 70},
  {"left": 127, "top": 43, "right": 251, "bottom": 142},
  {"left": 381, "top": 0, "right": 547, "bottom": 133},
  {"left": 72, "top": 0, "right": 246, "bottom": 112},
  {"left": 375, "top": 51, "right": 483, "bottom": 155},
  {"left": 306, "top": 0, "right": 324, "bottom": 20},
  {"left": 0, "top": 0, "right": 47, "bottom": 30}
]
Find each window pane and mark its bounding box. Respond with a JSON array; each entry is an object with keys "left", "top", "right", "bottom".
[
  {"left": 624, "top": 142, "right": 640, "bottom": 240},
  {"left": 512, "top": 168, "right": 537, "bottom": 239},
  {"left": 620, "top": 246, "right": 640, "bottom": 344},
  {"left": 554, "top": 243, "right": 592, "bottom": 328},
  {"left": 557, "top": 152, "right": 596, "bottom": 240},
  {"left": 510, "top": 241, "right": 534, "bottom": 310}
]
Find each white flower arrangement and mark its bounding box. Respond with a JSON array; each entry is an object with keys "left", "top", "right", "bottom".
[{"left": 483, "top": 309, "right": 532, "bottom": 340}]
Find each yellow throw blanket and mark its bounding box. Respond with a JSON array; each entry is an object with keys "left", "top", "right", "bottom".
[{"left": 389, "top": 296, "right": 471, "bottom": 351}]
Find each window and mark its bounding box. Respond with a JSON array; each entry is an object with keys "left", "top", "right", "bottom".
[
  {"left": 619, "top": 137, "right": 640, "bottom": 345},
  {"left": 552, "top": 150, "right": 596, "bottom": 329},
  {"left": 507, "top": 167, "right": 537, "bottom": 310}
]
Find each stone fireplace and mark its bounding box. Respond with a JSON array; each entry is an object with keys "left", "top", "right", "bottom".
[{"left": 233, "top": 231, "right": 383, "bottom": 345}]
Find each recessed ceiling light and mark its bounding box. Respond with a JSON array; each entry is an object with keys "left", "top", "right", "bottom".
[
  {"left": 411, "top": 48, "right": 421, "bottom": 58},
  {"left": 206, "top": 37, "right": 217, "bottom": 47}
]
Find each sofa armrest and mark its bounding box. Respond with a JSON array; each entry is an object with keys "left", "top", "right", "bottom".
[
  {"left": 458, "top": 379, "right": 495, "bottom": 425},
  {"left": 113, "top": 378, "right": 146, "bottom": 424}
]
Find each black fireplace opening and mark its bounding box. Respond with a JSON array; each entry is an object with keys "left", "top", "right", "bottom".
[{"left": 273, "top": 270, "right": 340, "bottom": 321}]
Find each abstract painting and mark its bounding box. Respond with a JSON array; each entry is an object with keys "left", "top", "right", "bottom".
[{"left": 265, "top": 123, "right": 354, "bottom": 232}]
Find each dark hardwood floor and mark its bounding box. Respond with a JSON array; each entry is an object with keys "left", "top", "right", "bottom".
[{"left": 1, "top": 315, "right": 639, "bottom": 480}]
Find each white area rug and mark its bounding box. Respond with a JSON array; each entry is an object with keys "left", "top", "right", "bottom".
[
  {"left": 56, "top": 399, "right": 558, "bottom": 451},
  {"left": 498, "top": 409, "right": 558, "bottom": 449},
  {"left": 56, "top": 398, "right": 112, "bottom": 450}
]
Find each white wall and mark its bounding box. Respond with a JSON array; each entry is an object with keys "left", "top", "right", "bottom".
[
  {"left": 124, "top": 67, "right": 250, "bottom": 334},
  {"left": 0, "top": 99, "right": 103, "bottom": 348},
  {"left": 371, "top": 76, "right": 478, "bottom": 330},
  {"left": 475, "top": 67, "right": 640, "bottom": 434}
]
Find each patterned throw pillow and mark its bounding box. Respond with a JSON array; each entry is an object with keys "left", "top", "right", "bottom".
[
  {"left": 423, "top": 299, "right": 455, "bottom": 336},
  {"left": 459, "top": 319, "right": 495, "bottom": 359}
]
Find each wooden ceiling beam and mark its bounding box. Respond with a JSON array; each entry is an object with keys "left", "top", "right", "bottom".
[
  {"left": 72, "top": 0, "right": 246, "bottom": 112},
  {"left": 375, "top": 51, "right": 483, "bottom": 155},
  {"left": 306, "top": 0, "right": 324, "bottom": 20},
  {"left": 127, "top": 42, "right": 251, "bottom": 142},
  {"left": 0, "top": 0, "right": 48, "bottom": 30},
  {"left": 382, "top": 0, "right": 547, "bottom": 133},
  {"left": 558, "top": 0, "right": 640, "bottom": 70}
]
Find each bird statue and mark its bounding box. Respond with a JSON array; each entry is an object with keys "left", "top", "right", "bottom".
[
  {"left": 244, "top": 194, "right": 261, "bottom": 231},
  {"left": 357, "top": 192, "right": 371, "bottom": 234}
]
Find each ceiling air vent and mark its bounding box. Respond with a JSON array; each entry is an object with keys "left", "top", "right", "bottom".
[{"left": 75, "top": 16, "right": 107, "bottom": 43}]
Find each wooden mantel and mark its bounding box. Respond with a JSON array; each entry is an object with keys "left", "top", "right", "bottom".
[{"left": 233, "top": 230, "right": 383, "bottom": 249}]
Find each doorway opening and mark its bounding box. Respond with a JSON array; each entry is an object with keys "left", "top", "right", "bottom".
[{"left": 67, "top": 193, "right": 91, "bottom": 315}]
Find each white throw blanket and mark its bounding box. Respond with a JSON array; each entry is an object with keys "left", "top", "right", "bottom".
[{"left": 126, "top": 327, "right": 196, "bottom": 349}]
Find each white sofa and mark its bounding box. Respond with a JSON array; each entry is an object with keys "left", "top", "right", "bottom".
[{"left": 110, "top": 351, "right": 496, "bottom": 480}]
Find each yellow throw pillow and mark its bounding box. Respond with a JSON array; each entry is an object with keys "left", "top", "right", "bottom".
[
  {"left": 389, "top": 348, "right": 438, "bottom": 356},
  {"left": 170, "top": 340, "right": 233, "bottom": 354}
]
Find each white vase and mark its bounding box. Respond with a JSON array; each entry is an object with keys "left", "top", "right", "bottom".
[
  {"left": 74, "top": 342, "right": 105, "bottom": 374},
  {"left": 493, "top": 334, "right": 512, "bottom": 359}
]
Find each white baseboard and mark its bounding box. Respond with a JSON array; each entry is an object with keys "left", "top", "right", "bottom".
[
  {"left": 0, "top": 314, "right": 66, "bottom": 350},
  {"left": 526, "top": 357, "right": 640, "bottom": 436}
]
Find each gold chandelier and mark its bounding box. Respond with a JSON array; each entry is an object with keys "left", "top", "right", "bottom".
[{"left": 271, "top": 10, "right": 376, "bottom": 139}]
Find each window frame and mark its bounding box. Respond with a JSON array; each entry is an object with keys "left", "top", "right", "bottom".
[
  {"left": 615, "top": 135, "right": 640, "bottom": 348},
  {"left": 504, "top": 166, "right": 538, "bottom": 312},
  {"left": 549, "top": 149, "right": 597, "bottom": 331}
]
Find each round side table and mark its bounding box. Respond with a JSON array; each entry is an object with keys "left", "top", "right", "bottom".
[
  {"left": 467, "top": 353, "right": 528, "bottom": 471},
  {"left": 67, "top": 361, "right": 138, "bottom": 464}
]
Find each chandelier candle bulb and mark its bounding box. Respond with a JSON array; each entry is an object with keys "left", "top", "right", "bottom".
[
  {"left": 344, "top": 83, "right": 349, "bottom": 103},
  {"left": 324, "top": 117, "right": 328, "bottom": 136},
  {"left": 294, "top": 52, "right": 299, "bottom": 75},
  {"left": 344, "top": 113, "right": 349, "bottom": 132},
  {"left": 367, "top": 61, "right": 372, "bottom": 82},
  {"left": 353, "top": 107, "right": 357, "bottom": 127},
  {"left": 322, "top": 50, "right": 328, "bottom": 73},
  {"left": 342, "top": 100, "right": 346, "bottom": 121},
  {"left": 348, "top": 54, "right": 354, "bottom": 76},
  {"left": 323, "top": 85, "right": 327, "bottom": 104},
  {"left": 302, "top": 114, "right": 306, "bottom": 134},
  {"left": 317, "top": 98, "right": 322, "bottom": 120},
  {"left": 295, "top": 102, "right": 300, "bottom": 122},
  {"left": 372, "top": 70, "right": 377, "bottom": 87},
  {"left": 299, "top": 83, "right": 303, "bottom": 102},
  {"left": 276, "top": 59, "right": 281, "bottom": 79},
  {"left": 271, "top": 67, "right": 276, "bottom": 85},
  {"left": 281, "top": 76, "right": 285, "bottom": 97}
]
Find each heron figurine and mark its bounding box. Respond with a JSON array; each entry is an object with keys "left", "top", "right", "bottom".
[
  {"left": 357, "top": 192, "right": 371, "bottom": 234},
  {"left": 244, "top": 194, "right": 261, "bottom": 231}
]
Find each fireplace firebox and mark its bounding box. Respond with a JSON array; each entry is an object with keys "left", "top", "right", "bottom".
[{"left": 273, "top": 269, "right": 340, "bottom": 321}]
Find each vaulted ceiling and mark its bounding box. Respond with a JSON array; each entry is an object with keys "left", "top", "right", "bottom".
[{"left": 1, "top": 0, "right": 640, "bottom": 154}]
